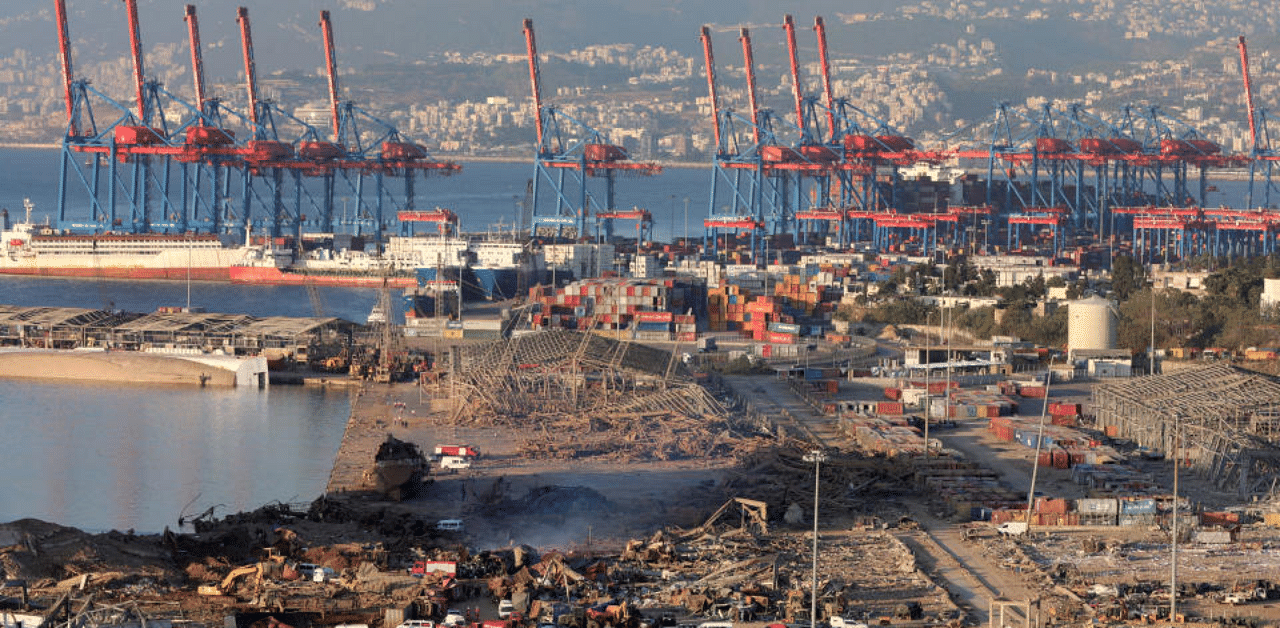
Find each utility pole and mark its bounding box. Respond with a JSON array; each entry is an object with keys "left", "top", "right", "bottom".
[
  {"left": 1149, "top": 280, "right": 1157, "bottom": 375},
  {"left": 804, "top": 449, "right": 827, "bottom": 628},
  {"left": 924, "top": 312, "right": 931, "bottom": 454},
  {"left": 1170, "top": 415, "right": 1180, "bottom": 621}
]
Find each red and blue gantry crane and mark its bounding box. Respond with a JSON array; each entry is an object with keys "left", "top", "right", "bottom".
[
  {"left": 522, "top": 18, "right": 660, "bottom": 244},
  {"left": 1239, "top": 36, "right": 1280, "bottom": 210},
  {"left": 701, "top": 23, "right": 818, "bottom": 259},
  {"left": 56, "top": 0, "right": 240, "bottom": 234},
  {"left": 54, "top": 1, "right": 457, "bottom": 242}
]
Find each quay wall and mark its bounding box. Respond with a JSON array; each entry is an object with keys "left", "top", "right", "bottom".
[{"left": 0, "top": 349, "right": 267, "bottom": 387}]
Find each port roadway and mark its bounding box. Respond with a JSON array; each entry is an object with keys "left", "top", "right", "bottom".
[{"left": 722, "top": 356, "right": 1038, "bottom": 628}]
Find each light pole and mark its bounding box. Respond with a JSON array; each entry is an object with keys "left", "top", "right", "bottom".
[
  {"left": 669, "top": 194, "right": 676, "bottom": 245},
  {"left": 1170, "top": 414, "right": 1180, "bottom": 621},
  {"left": 1149, "top": 280, "right": 1157, "bottom": 375},
  {"left": 683, "top": 197, "right": 690, "bottom": 246},
  {"left": 804, "top": 449, "right": 827, "bottom": 628},
  {"left": 924, "top": 312, "right": 932, "bottom": 451}
]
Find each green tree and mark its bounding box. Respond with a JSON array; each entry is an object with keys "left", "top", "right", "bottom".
[{"left": 1111, "top": 255, "right": 1144, "bottom": 299}]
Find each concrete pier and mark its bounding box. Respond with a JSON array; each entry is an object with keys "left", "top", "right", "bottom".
[{"left": 0, "top": 348, "right": 268, "bottom": 387}]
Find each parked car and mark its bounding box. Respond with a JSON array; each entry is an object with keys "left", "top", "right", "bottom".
[{"left": 498, "top": 600, "right": 515, "bottom": 619}]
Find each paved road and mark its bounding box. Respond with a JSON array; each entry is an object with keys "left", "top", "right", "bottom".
[{"left": 721, "top": 372, "right": 1039, "bottom": 627}]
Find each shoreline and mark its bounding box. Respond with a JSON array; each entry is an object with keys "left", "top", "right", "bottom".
[{"left": 0, "top": 349, "right": 266, "bottom": 387}]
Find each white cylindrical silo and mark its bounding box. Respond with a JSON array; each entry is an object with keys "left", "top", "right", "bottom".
[
  {"left": 1068, "top": 295, "right": 1117, "bottom": 352},
  {"left": 1262, "top": 278, "right": 1280, "bottom": 314}
]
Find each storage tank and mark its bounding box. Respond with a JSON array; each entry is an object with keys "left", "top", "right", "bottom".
[
  {"left": 1261, "top": 278, "right": 1280, "bottom": 314},
  {"left": 1068, "top": 295, "right": 1117, "bottom": 352}
]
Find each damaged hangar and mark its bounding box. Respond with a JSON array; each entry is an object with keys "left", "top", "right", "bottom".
[{"left": 1092, "top": 363, "right": 1280, "bottom": 498}]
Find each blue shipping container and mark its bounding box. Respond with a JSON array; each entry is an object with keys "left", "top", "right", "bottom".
[
  {"left": 1121, "top": 498, "right": 1157, "bottom": 515},
  {"left": 635, "top": 321, "right": 672, "bottom": 332},
  {"left": 769, "top": 322, "right": 801, "bottom": 334}
]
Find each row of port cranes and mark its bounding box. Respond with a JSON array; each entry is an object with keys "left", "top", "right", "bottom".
[
  {"left": 698, "top": 15, "right": 1280, "bottom": 263},
  {"left": 53, "top": 0, "right": 459, "bottom": 244},
  {"left": 522, "top": 19, "right": 662, "bottom": 244}
]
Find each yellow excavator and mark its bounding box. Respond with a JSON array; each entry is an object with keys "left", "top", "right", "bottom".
[{"left": 198, "top": 563, "right": 262, "bottom": 596}]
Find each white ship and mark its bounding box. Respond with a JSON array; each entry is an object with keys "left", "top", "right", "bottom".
[{"left": 0, "top": 200, "right": 251, "bottom": 281}]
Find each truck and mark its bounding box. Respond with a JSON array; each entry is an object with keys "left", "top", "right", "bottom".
[
  {"left": 409, "top": 560, "right": 457, "bottom": 576},
  {"left": 996, "top": 522, "right": 1028, "bottom": 536},
  {"left": 434, "top": 445, "right": 480, "bottom": 458},
  {"left": 697, "top": 337, "right": 717, "bottom": 352},
  {"left": 440, "top": 456, "right": 471, "bottom": 471},
  {"left": 1222, "top": 587, "right": 1267, "bottom": 605}
]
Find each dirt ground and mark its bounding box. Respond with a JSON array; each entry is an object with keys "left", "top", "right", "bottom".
[{"left": 328, "top": 382, "right": 742, "bottom": 547}]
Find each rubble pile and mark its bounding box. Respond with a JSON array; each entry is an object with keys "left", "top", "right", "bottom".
[{"left": 717, "top": 445, "right": 902, "bottom": 520}]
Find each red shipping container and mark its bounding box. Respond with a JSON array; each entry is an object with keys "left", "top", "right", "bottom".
[
  {"left": 761, "top": 345, "right": 772, "bottom": 357},
  {"left": 1021, "top": 385, "right": 1047, "bottom": 398},
  {"left": 1199, "top": 511, "right": 1240, "bottom": 526},
  {"left": 877, "top": 401, "right": 904, "bottom": 415},
  {"left": 884, "top": 387, "right": 902, "bottom": 400},
  {"left": 636, "top": 311, "right": 674, "bottom": 322}
]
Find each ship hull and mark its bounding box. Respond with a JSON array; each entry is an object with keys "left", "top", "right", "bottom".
[
  {"left": 0, "top": 266, "right": 231, "bottom": 281},
  {"left": 230, "top": 265, "right": 417, "bottom": 288},
  {"left": 473, "top": 267, "right": 520, "bottom": 301}
]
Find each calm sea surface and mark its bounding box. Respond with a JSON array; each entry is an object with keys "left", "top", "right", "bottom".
[{"left": 0, "top": 149, "right": 709, "bottom": 534}]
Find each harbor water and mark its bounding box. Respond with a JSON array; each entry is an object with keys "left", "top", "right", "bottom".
[
  {"left": 0, "top": 276, "right": 384, "bottom": 534},
  {"left": 0, "top": 378, "right": 351, "bottom": 534}
]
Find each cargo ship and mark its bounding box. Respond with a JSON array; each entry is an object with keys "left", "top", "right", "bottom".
[
  {"left": 0, "top": 200, "right": 251, "bottom": 281},
  {"left": 230, "top": 245, "right": 417, "bottom": 288}
]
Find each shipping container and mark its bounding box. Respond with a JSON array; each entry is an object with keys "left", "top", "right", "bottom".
[
  {"left": 768, "top": 321, "right": 802, "bottom": 335},
  {"left": 1120, "top": 498, "right": 1157, "bottom": 515}
]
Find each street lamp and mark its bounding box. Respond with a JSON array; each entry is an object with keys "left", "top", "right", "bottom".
[
  {"left": 683, "top": 197, "right": 690, "bottom": 245},
  {"left": 1170, "top": 414, "right": 1181, "bottom": 621},
  {"left": 803, "top": 449, "right": 827, "bottom": 628},
  {"left": 669, "top": 194, "right": 676, "bottom": 244},
  {"left": 1150, "top": 280, "right": 1157, "bottom": 376}
]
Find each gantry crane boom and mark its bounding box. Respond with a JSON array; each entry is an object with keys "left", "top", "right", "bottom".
[
  {"left": 783, "top": 15, "right": 805, "bottom": 133},
  {"left": 236, "top": 7, "right": 261, "bottom": 130},
  {"left": 54, "top": 0, "right": 76, "bottom": 135},
  {"left": 813, "top": 17, "right": 837, "bottom": 142},
  {"left": 739, "top": 28, "right": 761, "bottom": 146},
  {"left": 183, "top": 5, "right": 207, "bottom": 113},
  {"left": 523, "top": 18, "right": 546, "bottom": 153},
  {"left": 123, "top": 0, "right": 148, "bottom": 122},
  {"left": 1239, "top": 35, "right": 1258, "bottom": 153},
  {"left": 319, "top": 10, "right": 342, "bottom": 143},
  {"left": 699, "top": 25, "right": 722, "bottom": 153}
]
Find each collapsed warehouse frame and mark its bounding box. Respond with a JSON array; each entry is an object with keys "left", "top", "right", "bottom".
[
  {"left": 438, "top": 329, "right": 761, "bottom": 461},
  {"left": 1092, "top": 363, "right": 1280, "bottom": 498}
]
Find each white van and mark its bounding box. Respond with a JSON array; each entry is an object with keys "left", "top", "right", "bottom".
[
  {"left": 440, "top": 456, "right": 471, "bottom": 470},
  {"left": 436, "top": 519, "right": 464, "bottom": 532}
]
